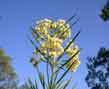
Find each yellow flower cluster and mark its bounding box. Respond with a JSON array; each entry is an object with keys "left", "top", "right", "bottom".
[
  {"left": 34, "top": 19, "right": 71, "bottom": 57},
  {"left": 66, "top": 58, "right": 80, "bottom": 72},
  {"left": 40, "top": 36, "right": 64, "bottom": 57},
  {"left": 66, "top": 44, "right": 80, "bottom": 72},
  {"left": 35, "top": 19, "right": 51, "bottom": 38},
  {"left": 33, "top": 18, "right": 80, "bottom": 72},
  {"left": 35, "top": 19, "right": 71, "bottom": 40}
]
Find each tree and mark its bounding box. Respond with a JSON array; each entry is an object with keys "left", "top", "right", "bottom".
[
  {"left": 100, "top": 1, "right": 109, "bottom": 21},
  {"left": 85, "top": 47, "right": 109, "bottom": 89},
  {"left": 0, "top": 49, "right": 17, "bottom": 89}
]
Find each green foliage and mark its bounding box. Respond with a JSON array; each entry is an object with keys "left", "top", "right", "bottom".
[
  {"left": 100, "top": 1, "right": 109, "bottom": 21},
  {"left": 85, "top": 47, "right": 109, "bottom": 89},
  {"left": 0, "top": 49, "right": 17, "bottom": 89}
]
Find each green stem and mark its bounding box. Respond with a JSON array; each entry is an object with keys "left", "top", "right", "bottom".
[{"left": 47, "top": 59, "right": 49, "bottom": 86}]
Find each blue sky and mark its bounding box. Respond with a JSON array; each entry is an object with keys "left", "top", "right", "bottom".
[{"left": 0, "top": 0, "right": 109, "bottom": 89}]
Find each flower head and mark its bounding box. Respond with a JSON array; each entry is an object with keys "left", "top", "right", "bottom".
[
  {"left": 66, "top": 44, "right": 80, "bottom": 72},
  {"left": 32, "top": 18, "right": 80, "bottom": 70}
]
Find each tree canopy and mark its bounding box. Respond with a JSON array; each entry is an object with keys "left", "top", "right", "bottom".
[
  {"left": 0, "top": 49, "right": 17, "bottom": 89},
  {"left": 85, "top": 47, "right": 109, "bottom": 89}
]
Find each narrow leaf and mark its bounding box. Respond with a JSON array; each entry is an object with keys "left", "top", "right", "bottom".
[{"left": 57, "top": 30, "right": 81, "bottom": 61}]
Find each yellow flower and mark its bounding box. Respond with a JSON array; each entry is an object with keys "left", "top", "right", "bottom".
[
  {"left": 38, "top": 19, "right": 52, "bottom": 29},
  {"left": 40, "top": 46, "right": 47, "bottom": 55},
  {"left": 36, "top": 19, "right": 52, "bottom": 25},
  {"left": 57, "top": 19, "right": 65, "bottom": 25},
  {"left": 55, "top": 42, "right": 61, "bottom": 48},
  {"left": 40, "top": 36, "right": 64, "bottom": 57},
  {"left": 55, "top": 37, "right": 63, "bottom": 44},
  {"left": 43, "top": 30, "right": 48, "bottom": 36},
  {"left": 47, "top": 37, "right": 62, "bottom": 48},
  {"left": 42, "top": 50, "right": 47, "bottom": 55},
  {"left": 44, "top": 22, "right": 51, "bottom": 28},
  {"left": 65, "top": 44, "right": 80, "bottom": 72},
  {"left": 34, "top": 19, "right": 80, "bottom": 62},
  {"left": 66, "top": 44, "right": 79, "bottom": 57},
  {"left": 51, "top": 22, "right": 57, "bottom": 29},
  {"left": 36, "top": 27, "right": 49, "bottom": 38},
  {"left": 66, "top": 24, "right": 70, "bottom": 29},
  {"left": 66, "top": 58, "right": 80, "bottom": 72},
  {"left": 49, "top": 51, "right": 56, "bottom": 57},
  {"left": 36, "top": 19, "right": 44, "bottom": 24},
  {"left": 44, "top": 18, "right": 52, "bottom": 23},
  {"left": 63, "top": 30, "right": 70, "bottom": 37},
  {"left": 57, "top": 47, "right": 64, "bottom": 55},
  {"left": 41, "top": 42, "right": 46, "bottom": 48}
]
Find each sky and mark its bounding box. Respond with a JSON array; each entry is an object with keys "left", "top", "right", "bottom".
[{"left": 0, "top": 0, "right": 109, "bottom": 89}]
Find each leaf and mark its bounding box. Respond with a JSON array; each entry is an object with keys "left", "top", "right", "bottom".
[
  {"left": 55, "top": 80, "right": 64, "bottom": 89},
  {"left": 30, "top": 28, "right": 40, "bottom": 42},
  {"left": 60, "top": 77, "right": 73, "bottom": 89},
  {"left": 26, "top": 78, "right": 38, "bottom": 89},
  {"left": 36, "top": 67, "right": 46, "bottom": 89},
  {"left": 57, "top": 30, "right": 81, "bottom": 62}
]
